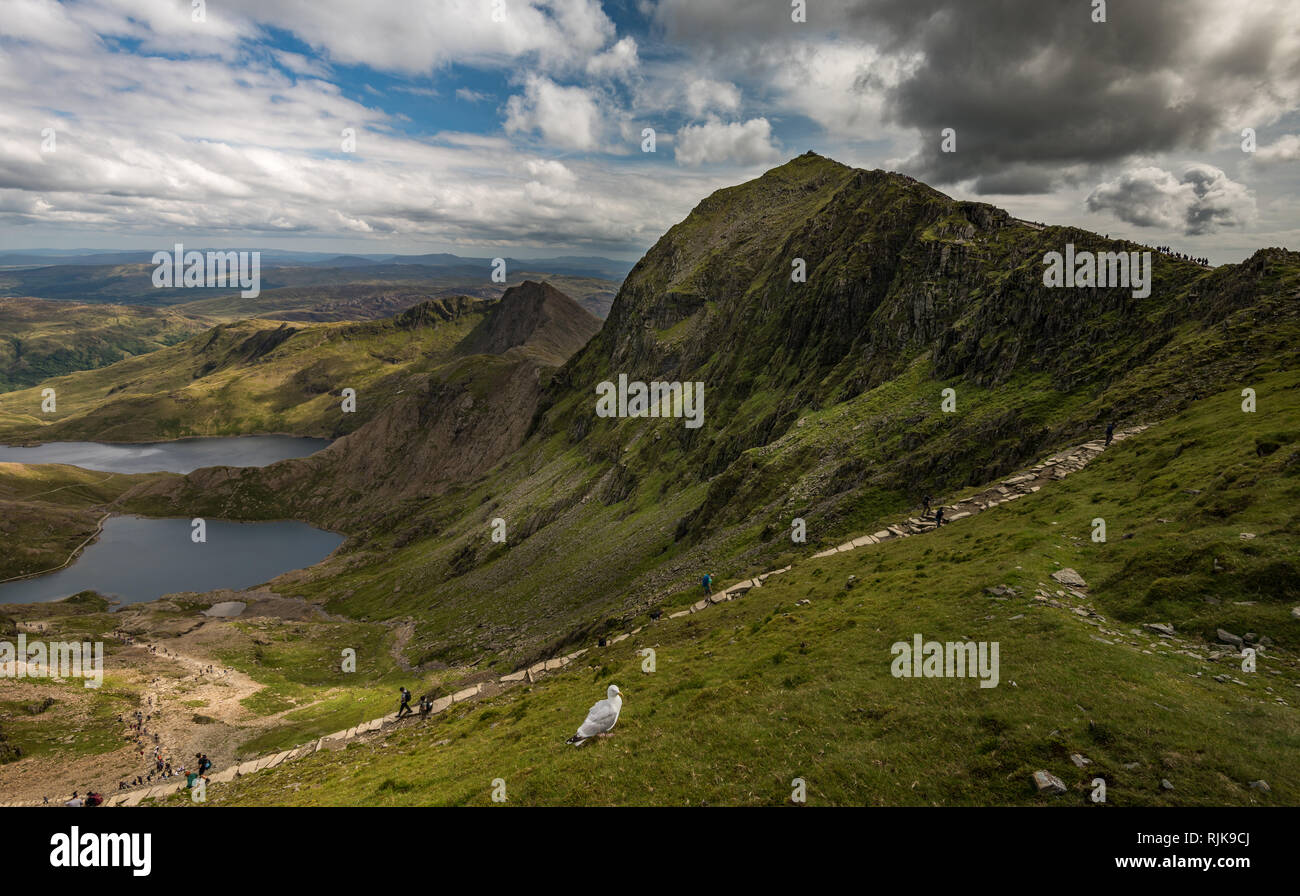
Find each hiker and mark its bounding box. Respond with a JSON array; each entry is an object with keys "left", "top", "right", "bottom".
[
  {"left": 86, "top": 792, "right": 103, "bottom": 807},
  {"left": 1105, "top": 422, "right": 1115, "bottom": 446},
  {"left": 418, "top": 695, "right": 432, "bottom": 717},
  {"left": 65, "top": 792, "right": 83, "bottom": 807},
  {"left": 397, "top": 686, "right": 414, "bottom": 719},
  {"left": 196, "top": 753, "right": 212, "bottom": 777},
  {"left": 934, "top": 506, "right": 945, "bottom": 527},
  {"left": 922, "top": 495, "right": 932, "bottom": 516},
  {"left": 702, "top": 573, "right": 713, "bottom": 595}
]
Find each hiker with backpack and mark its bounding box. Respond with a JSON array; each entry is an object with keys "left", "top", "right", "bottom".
[
  {"left": 397, "top": 686, "right": 414, "bottom": 719},
  {"left": 1105, "top": 422, "right": 1115, "bottom": 446},
  {"left": 934, "top": 506, "right": 945, "bottom": 527},
  {"left": 702, "top": 573, "right": 713, "bottom": 596}
]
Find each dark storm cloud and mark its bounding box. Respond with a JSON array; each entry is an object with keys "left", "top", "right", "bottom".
[
  {"left": 858, "top": 0, "right": 1283, "bottom": 191},
  {"left": 654, "top": 0, "right": 1300, "bottom": 194}
]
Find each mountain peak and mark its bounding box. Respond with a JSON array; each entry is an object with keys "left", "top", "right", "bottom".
[{"left": 462, "top": 280, "right": 601, "bottom": 363}]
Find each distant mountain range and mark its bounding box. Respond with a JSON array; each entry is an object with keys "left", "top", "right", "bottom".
[{"left": 0, "top": 249, "right": 634, "bottom": 281}]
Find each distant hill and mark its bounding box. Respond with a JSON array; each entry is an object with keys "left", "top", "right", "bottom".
[
  {"left": 0, "top": 281, "right": 600, "bottom": 446},
  {"left": 0, "top": 298, "right": 212, "bottom": 393},
  {"left": 0, "top": 254, "right": 623, "bottom": 320}
]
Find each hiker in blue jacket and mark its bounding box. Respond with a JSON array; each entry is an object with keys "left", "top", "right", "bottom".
[{"left": 702, "top": 573, "right": 713, "bottom": 596}]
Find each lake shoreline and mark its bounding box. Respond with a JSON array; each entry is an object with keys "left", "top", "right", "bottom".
[
  {"left": 0, "top": 514, "right": 348, "bottom": 606},
  {"left": 0, "top": 431, "right": 332, "bottom": 448},
  {"left": 0, "top": 434, "right": 332, "bottom": 475}
]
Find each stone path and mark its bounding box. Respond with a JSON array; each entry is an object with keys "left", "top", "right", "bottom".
[{"left": 0, "top": 425, "right": 1155, "bottom": 807}]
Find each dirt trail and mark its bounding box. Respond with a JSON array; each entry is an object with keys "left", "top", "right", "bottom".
[{"left": 0, "top": 630, "right": 267, "bottom": 804}]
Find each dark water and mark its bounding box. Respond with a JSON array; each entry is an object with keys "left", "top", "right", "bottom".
[
  {"left": 0, "top": 435, "right": 329, "bottom": 474},
  {"left": 0, "top": 515, "right": 344, "bottom": 605}
]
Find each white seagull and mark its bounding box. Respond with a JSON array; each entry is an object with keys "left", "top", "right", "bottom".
[{"left": 566, "top": 684, "right": 624, "bottom": 746}]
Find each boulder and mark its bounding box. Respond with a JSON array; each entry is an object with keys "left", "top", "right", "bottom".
[
  {"left": 1051, "top": 568, "right": 1088, "bottom": 588},
  {"left": 1144, "top": 622, "right": 1176, "bottom": 636},
  {"left": 1216, "top": 629, "right": 1244, "bottom": 649},
  {"left": 1032, "top": 770, "right": 1067, "bottom": 794}
]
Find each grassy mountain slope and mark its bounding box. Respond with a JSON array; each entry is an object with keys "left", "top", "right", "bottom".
[
  {"left": 125, "top": 154, "right": 1298, "bottom": 670},
  {"left": 170, "top": 373, "right": 1300, "bottom": 806},
  {"left": 0, "top": 464, "right": 164, "bottom": 580},
  {"left": 0, "top": 296, "right": 490, "bottom": 442},
  {"left": 0, "top": 298, "right": 212, "bottom": 393}
]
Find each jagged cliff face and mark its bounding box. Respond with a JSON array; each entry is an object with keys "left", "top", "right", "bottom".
[{"left": 545, "top": 153, "right": 1297, "bottom": 490}]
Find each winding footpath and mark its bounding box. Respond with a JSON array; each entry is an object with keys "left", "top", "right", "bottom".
[{"left": 2, "top": 425, "right": 1157, "bottom": 807}]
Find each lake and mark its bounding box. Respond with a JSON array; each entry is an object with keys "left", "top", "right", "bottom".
[
  {"left": 0, "top": 515, "right": 344, "bottom": 605},
  {"left": 0, "top": 435, "right": 329, "bottom": 474}
]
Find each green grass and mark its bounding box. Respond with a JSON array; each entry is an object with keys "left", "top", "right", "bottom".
[
  {"left": 171, "top": 372, "right": 1300, "bottom": 806},
  {"left": 0, "top": 299, "right": 489, "bottom": 442}
]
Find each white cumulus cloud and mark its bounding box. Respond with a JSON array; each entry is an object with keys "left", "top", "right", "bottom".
[
  {"left": 1086, "top": 164, "right": 1257, "bottom": 235},
  {"left": 674, "top": 117, "right": 781, "bottom": 167}
]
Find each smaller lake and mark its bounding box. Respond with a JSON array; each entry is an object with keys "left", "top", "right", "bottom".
[
  {"left": 0, "top": 435, "right": 329, "bottom": 474},
  {"left": 0, "top": 516, "right": 345, "bottom": 606}
]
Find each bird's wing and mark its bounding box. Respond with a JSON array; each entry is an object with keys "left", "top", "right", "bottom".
[{"left": 575, "top": 698, "right": 619, "bottom": 738}]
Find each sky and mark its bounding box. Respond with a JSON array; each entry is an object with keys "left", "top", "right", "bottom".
[{"left": 1, "top": 0, "right": 1298, "bottom": 264}]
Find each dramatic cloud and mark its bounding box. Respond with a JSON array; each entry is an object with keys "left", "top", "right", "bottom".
[
  {"left": 1086, "top": 164, "right": 1257, "bottom": 235},
  {"left": 0, "top": 1, "right": 1295, "bottom": 259},
  {"left": 870, "top": 0, "right": 1300, "bottom": 192},
  {"left": 675, "top": 118, "right": 781, "bottom": 167},
  {"left": 654, "top": 0, "right": 1300, "bottom": 193}
]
